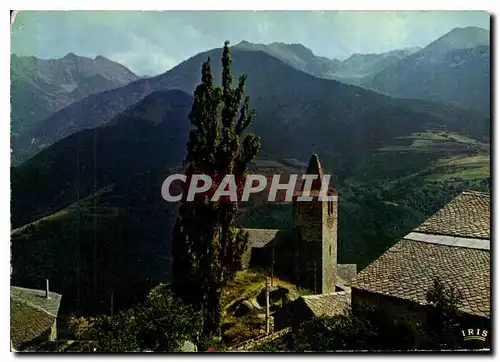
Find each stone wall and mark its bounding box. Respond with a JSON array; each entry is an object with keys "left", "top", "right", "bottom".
[
  {"left": 293, "top": 199, "right": 323, "bottom": 293},
  {"left": 322, "top": 198, "right": 337, "bottom": 294},
  {"left": 352, "top": 288, "right": 427, "bottom": 335},
  {"left": 293, "top": 195, "right": 337, "bottom": 294},
  {"left": 351, "top": 287, "right": 490, "bottom": 346}
]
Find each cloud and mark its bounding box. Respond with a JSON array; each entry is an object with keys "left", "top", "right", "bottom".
[{"left": 109, "top": 35, "right": 179, "bottom": 76}]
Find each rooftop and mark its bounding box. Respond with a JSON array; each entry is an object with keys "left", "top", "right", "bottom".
[
  {"left": 352, "top": 191, "right": 491, "bottom": 318},
  {"left": 300, "top": 291, "right": 351, "bottom": 317},
  {"left": 352, "top": 239, "right": 490, "bottom": 318},
  {"left": 245, "top": 228, "right": 283, "bottom": 249},
  {"left": 10, "top": 286, "right": 62, "bottom": 350},
  {"left": 11, "top": 286, "right": 62, "bottom": 316}
]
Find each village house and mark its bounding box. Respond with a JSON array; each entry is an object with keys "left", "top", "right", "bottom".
[
  {"left": 10, "top": 281, "right": 62, "bottom": 351},
  {"left": 351, "top": 190, "right": 490, "bottom": 335}
]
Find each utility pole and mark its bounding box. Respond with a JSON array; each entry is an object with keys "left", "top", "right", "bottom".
[
  {"left": 271, "top": 247, "right": 275, "bottom": 287},
  {"left": 265, "top": 277, "right": 270, "bottom": 335}
]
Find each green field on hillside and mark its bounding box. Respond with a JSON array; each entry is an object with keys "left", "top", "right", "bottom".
[{"left": 346, "top": 130, "right": 490, "bottom": 187}]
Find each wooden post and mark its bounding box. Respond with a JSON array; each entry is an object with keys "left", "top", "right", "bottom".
[
  {"left": 271, "top": 247, "right": 275, "bottom": 287},
  {"left": 265, "top": 277, "right": 270, "bottom": 335}
]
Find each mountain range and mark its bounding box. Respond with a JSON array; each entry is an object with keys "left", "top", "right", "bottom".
[
  {"left": 363, "top": 27, "right": 490, "bottom": 115},
  {"left": 11, "top": 53, "right": 139, "bottom": 159},
  {"left": 233, "top": 40, "right": 420, "bottom": 84},
  {"left": 12, "top": 27, "right": 490, "bottom": 166}
]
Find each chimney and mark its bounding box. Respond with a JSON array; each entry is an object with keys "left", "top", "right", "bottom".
[{"left": 45, "top": 279, "right": 51, "bottom": 299}]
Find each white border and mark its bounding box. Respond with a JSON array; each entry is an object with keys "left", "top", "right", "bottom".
[
  {"left": 4, "top": 1, "right": 500, "bottom": 11},
  {"left": 2, "top": 2, "right": 498, "bottom": 362}
]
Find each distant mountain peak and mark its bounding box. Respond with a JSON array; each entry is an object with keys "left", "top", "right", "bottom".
[
  {"left": 270, "top": 41, "right": 304, "bottom": 47},
  {"left": 430, "top": 26, "right": 490, "bottom": 49},
  {"left": 269, "top": 42, "right": 314, "bottom": 54},
  {"left": 62, "top": 52, "right": 79, "bottom": 60},
  {"left": 94, "top": 55, "right": 112, "bottom": 63},
  {"left": 236, "top": 40, "right": 252, "bottom": 47},
  {"left": 444, "top": 26, "right": 490, "bottom": 40},
  {"left": 450, "top": 26, "right": 489, "bottom": 33},
  {"left": 363, "top": 25, "right": 490, "bottom": 115}
]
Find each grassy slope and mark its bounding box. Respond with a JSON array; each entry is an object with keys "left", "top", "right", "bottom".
[{"left": 221, "top": 269, "right": 308, "bottom": 346}]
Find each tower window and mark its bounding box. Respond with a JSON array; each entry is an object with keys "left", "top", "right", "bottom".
[
  {"left": 328, "top": 201, "right": 334, "bottom": 215},
  {"left": 329, "top": 245, "right": 332, "bottom": 256}
]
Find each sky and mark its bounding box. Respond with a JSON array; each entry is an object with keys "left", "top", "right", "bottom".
[{"left": 11, "top": 11, "right": 490, "bottom": 76}]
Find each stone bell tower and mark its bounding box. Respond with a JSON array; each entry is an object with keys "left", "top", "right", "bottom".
[{"left": 292, "top": 154, "right": 338, "bottom": 294}]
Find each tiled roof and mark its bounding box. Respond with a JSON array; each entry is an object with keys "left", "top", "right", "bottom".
[
  {"left": 300, "top": 291, "right": 351, "bottom": 318},
  {"left": 415, "top": 190, "right": 490, "bottom": 239},
  {"left": 11, "top": 286, "right": 62, "bottom": 317},
  {"left": 245, "top": 228, "right": 282, "bottom": 248},
  {"left": 352, "top": 239, "right": 490, "bottom": 318},
  {"left": 10, "top": 286, "right": 62, "bottom": 350}
]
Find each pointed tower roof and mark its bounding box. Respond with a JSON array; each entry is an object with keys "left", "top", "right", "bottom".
[
  {"left": 305, "top": 154, "right": 324, "bottom": 192},
  {"left": 293, "top": 154, "right": 337, "bottom": 200}
]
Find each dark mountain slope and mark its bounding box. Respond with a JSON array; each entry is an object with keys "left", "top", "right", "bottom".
[
  {"left": 11, "top": 89, "right": 192, "bottom": 229},
  {"left": 11, "top": 168, "right": 180, "bottom": 315},
  {"left": 363, "top": 27, "right": 490, "bottom": 114}
]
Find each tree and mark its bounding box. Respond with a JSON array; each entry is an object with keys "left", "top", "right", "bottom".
[
  {"left": 69, "top": 284, "right": 202, "bottom": 352},
  {"left": 172, "top": 41, "right": 261, "bottom": 340},
  {"left": 424, "top": 277, "right": 465, "bottom": 349},
  {"left": 293, "top": 307, "right": 415, "bottom": 351},
  {"left": 294, "top": 312, "right": 375, "bottom": 351}
]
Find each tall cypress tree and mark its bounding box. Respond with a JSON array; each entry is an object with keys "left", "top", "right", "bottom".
[{"left": 172, "top": 41, "right": 261, "bottom": 339}]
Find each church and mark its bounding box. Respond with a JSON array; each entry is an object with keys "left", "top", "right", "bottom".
[{"left": 241, "top": 154, "right": 357, "bottom": 296}]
